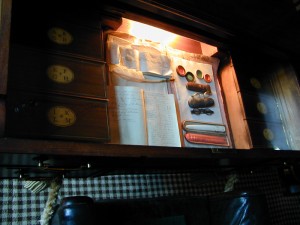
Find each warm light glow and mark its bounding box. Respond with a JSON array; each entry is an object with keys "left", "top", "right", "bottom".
[
  {"left": 116, "top": 18, "right": 218, "bottom": 55},
  {"left": 123, "top": 18, "right": 176, "bottom": 45}
]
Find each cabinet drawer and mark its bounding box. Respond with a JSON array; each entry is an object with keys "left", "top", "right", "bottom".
[
  {"left": 247, "top": 120, "right": 289, "bottom": 150},
  {"left": 8, "top": 46, "right": 107, "bottom": 99},
  {"left": 6, "top": 92, "right": 110, "bottom": 142},
  {"left": 239, "top": 92, "right": 282, "bottom": 123},
  {"left": 234, "top": 72, "right": 274, "bottom": 95},
  {"left": 10, "top": 18, "right": 104, "bottom": 61},
  {"left": 231, "top": 51, "right": 274, "bottom": 95}
]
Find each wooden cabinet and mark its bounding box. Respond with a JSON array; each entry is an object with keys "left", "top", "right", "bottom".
[
  {"left": 1, "top": 0, "right": 300, "bottom": 178},
  {"left": 5, "top": 0, "right": 110, "bottom": 142},
  {"left": 220, "top": 50, "right": 294, "bottom": 150}
]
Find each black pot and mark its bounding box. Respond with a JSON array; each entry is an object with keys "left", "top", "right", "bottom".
[{"left": 51, "top": 196, "right": 96, "bottom": 225}]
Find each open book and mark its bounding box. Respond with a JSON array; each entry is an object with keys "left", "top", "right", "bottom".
[{"left": 109, "top": 86, "right": 181, "bottom": 147}]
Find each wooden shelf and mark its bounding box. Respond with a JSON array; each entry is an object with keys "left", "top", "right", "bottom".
[{"left": 1, "top": 137, "right": 299, "bottom": 167}]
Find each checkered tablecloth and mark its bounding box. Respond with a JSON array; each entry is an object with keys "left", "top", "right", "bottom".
[{"left": 1, "top": 167, "right": 300, "bottom": 225}]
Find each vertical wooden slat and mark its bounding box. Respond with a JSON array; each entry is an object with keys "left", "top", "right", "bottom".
[
  {"left": 0, "top": 0, "right": 11, "bottom": 136},
  {"left": 0, "top": 100, "right": 4, "bottom": 136},
  {"left": 0, "top": 0, "right": 12, "bottom": 95}
]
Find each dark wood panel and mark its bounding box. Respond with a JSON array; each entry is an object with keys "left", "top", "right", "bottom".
[
  {"left": 6, "top": 91, "right": 110, "bottom": 142},
  {"left": 0, "top": 137, "right": 299, "bottom": 161},
  {"left": 0, "top": 0, "right": 12, "bottom": 94},
  {"left": 247, "top": 120, "right": 289, "bottom": 150},
  {"left": 0, "top": 99, "right": 5, "bottom": 136},
  {"left": 239, "top": 93, "right": 282, "bottom": 123},
  {"left": 106, "top": 0, "right": 300, "bottom": 58},
  {"left": 1, "top": 137, "right": 300, "bottom": 178},
  {"left": 8, "top": 45, "right": 107, "bottom": 99},
  {"left": 10, "top": 4, "right": 104, "bottom": 61}
]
